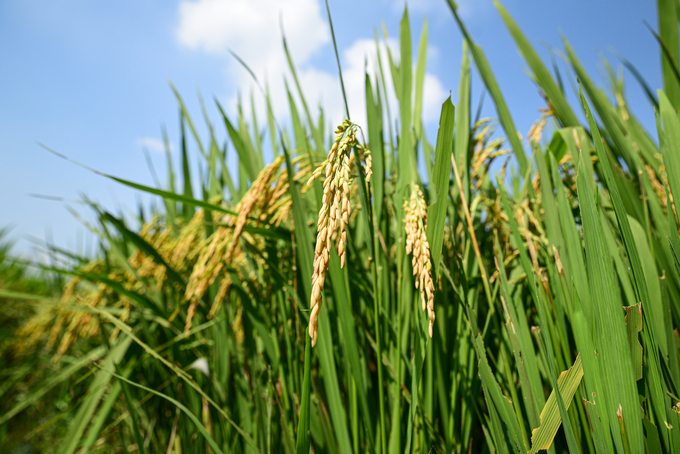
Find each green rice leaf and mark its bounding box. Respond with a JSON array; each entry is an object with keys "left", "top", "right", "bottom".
[
  {"left": 426, "top": 97, "right": 454, "bottom": 280},
  {"left": 170, "top": 82, "right": 208, "bottom": 160},
  {"left": 0, "top": 346, "right": 107, "bottom": 425},
  {"left": 623, "top": 304, "right": 643, "bottom": 381},
  {"left": 658, "top": 0, "right": 680, "bottom": 109},
  {"left": 398, "top": 7, "right": 415, "bottom": 186},
  {"left": 108, "top": 174, "right": 236, "bottom": 216},
  {"left": 446, "top": 0, "right": 527, "bottom": 172},
  {"left": 60, "top": 337, "right": 132, "bottom": 454},
  {"left": 296, "top": 335, "right": 312, "bottom": 454},
  {"left": 582, "top": 90, "right": 669, "bottom": 453},
  {"left": 413, "top": 18, "right": 427, "bottom": 139},
  {"left": 528, "top": 354, "right": 583, "bottom": 454},
  {"left": 454, "top": 41, "right": 471, "bottom": 203},
  {"left": 101, "top": 212, "right": 186, "bottom": 291},
  {"left": 472, "top": 334, "right": 528, "bottom": 454},
  {"left": 327, "top": 252, "right": 376, "bottom": 450},
  {"left": 103, "top": 367, "right": 225, "bottom": 454},
  {"left": 493, "top": 0, "right": 579, "bottom": 128},
  {"left": 93, "top": 308, "right": 260, "bottom": 452},
  {"left": 365, "top": 74, "right": 384, "bottom": 224},
  {"left": 216, "top": 100, "right": 257, "bottom": 182},
  {"left": 281, "top": 138, "right": 314, "bottom": 454},
  {"left": 576, "top": 153, "right": 644, "bottom": 453}
]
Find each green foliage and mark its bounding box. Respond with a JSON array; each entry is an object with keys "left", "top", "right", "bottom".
[{"left": 2, "top": 2, "right": 680, "bottom": 453}]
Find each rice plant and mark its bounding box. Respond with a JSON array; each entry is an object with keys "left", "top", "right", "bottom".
[{"left": 2, "top": 1, "right": 680, "bottom": 453}]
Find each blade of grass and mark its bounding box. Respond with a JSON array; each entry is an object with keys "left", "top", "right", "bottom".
[
  {"left": 161, "top": 125, "right": 178, "bottom": 233},
  {"left": 282, "top": 30, "right": 325, "bottom": 156},
  {"left": 576, "top": 153, "right": 644, "bottom": 453},
  {"left": 102, "top": 367, "right": 224, "bottom": 454},
  {"left": 101, "top": 212, "right": 186, "bottom": 291},
  {"left": 93, "top": 307, "right": 261, "bottom": 452},
  {"left": 179, "top": 115, "right": 195, "bottom": 218},
  {"left": 584, "top": 89, "right": 670, "bottom": 451},
  {"left": 215, "top": 100, "right": 257, "bottom": 182},
  {"left": 446, "top": 0, "right": 527, "bottom": 172},
  {"left": 296, "top": 335, "right": 312, "bottom": 454},
  {"left": 0, "top": 346, "right": 107, "bottom": 425},
  {"left": 60, "top": 337, "right": 132, "bottom": 454},
  {"left": 398, "top": 7, "right": 415, "bottom": 186},
  {"left": 281, "top": 138, "right": 315, "bottom": 453},
  {"left": 324, "top": 0, "right": 350, "bottom": 120},
  {"left": 426, "top": 97, "right": 455, "bottom": 281},
  {"left": 658, "top": 0, "right": 680, "bottom": 108},
  {"left": 527, "top": 355, "right": 583, "bottom": 454},
  {"left": 493, "top": 0, "right": 579, "bottom": 128},
  {"left": 532, "top": 281, "right": 581, "bottom": 454},
  {"left": 413, "top": 18, "right": 428, "bottom": 139},
  {"left": 365, "top": 74, "right": 384, "bottom": 225},
  {"left": 454, "top": 41, "right": 471, "bottom": 204},
  {"left": 170, "top": 82, "right": 208, "bottom": 161},
  {"left": 328, "top": 252, "right": 377, "bottom": 451},
  {"left": 494, "top": 239, "right": 541, "bottom": 430}
]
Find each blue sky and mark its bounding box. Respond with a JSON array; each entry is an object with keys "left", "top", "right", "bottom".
[{"left": 0, "top": 0, "right": 659, "bottom": 259}]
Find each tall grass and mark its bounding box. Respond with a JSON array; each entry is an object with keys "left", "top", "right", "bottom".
[{"left": 2, "top": 1, "right": 680, "bottom": 453}]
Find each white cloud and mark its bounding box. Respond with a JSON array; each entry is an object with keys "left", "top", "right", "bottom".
[
  {"left": 177, "top": 0, "right": 331, "bottom": 122},
  {"left": 336, "top": 37, "right": 447, "bottom": 129},
  {"left": 422, "top": 73, "right": 448, "bottom": 122},
  {"left": 177, "top": 0, "right": 328, "bottom": 77},
  {"left": 337, "top": 38, "right": 400, "bottom": 129},
  {"left": 137, "top": 137, "right": 171, "bottom": 154},
  {"left": 176, "top": 0, "right": 448, "bottom": 140}
]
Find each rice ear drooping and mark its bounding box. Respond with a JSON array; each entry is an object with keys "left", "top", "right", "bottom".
[
  {"left": 404, "top": 183, "right": 435, "bottom": 337},
  {"left": 307, "top": 119, "right": 371, "bottom": 346}
]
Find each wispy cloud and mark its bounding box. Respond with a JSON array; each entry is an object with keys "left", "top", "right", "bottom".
[
  {"left": 176, "top": 0, "right": 329, "bottom": 66},
  {"left": 333, "top": 37, "right": 447, "bottom": 128},
  {"left": 176, "top": 0, "right": 448, "bottom": 132},
  {"left": 177, "top": 0, "right": 331, "bottom": 120},
  {"left": 137, "top": 137, "right": 171, "bottom": 154}
]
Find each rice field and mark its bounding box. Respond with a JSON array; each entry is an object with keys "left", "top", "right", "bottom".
[{"left": 1, "top": 1, "right": 680, "bottom": 453}]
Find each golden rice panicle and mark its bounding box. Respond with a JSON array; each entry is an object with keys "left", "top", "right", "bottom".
[
  {"left": 182, "top": 156, "right": 288, "bottom": 334},
  {"left": 404, "top": 183, "right": 435, "bottom": 338},
  {"left": 356, "top": 143, "right": 372, "bottom": 182},
  {"left": 307, "top": 119, "right": 356, "bottom": 347},
  {"left": 526, "top": 93, "right": 555, "bottom": 145},
  {"left": 229, "top": 155, "right": 284, "bottom": 260}
]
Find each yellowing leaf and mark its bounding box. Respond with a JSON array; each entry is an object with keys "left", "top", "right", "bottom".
[{"left": 529, "top": 354, "right": 584, "bottom": 454}]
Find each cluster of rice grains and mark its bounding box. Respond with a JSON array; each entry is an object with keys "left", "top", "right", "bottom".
[
  {"left": 307, "top": 120, "right": 372, "bottom": 346},
  {"left": 15, "top": 154, "right": 316, "bottom": 356},
  {"left": 185, "top": 154, "right": 301, "bottom": 331},
  {"left": 404, "top": 183, "right": 436, "bottom": 337},
  {"left": 14, "top": 212, "right": 207, "bottom": 358},
  {"left": 13, "top": 260, "right": 132, "bottom": 359}
]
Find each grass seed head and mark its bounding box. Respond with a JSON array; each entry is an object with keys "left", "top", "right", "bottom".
[
  {"left": 308, "top": 119, "right": 361, "bottom": 346},
  {"left": 404, "top": 183, "right": 435, "bottom": 337},
  {"left": 356, "top": 144, "right": 372, "bottom": 182},
  {"left": 184, "top": 156, "right": 290, "bottom": 328}
]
